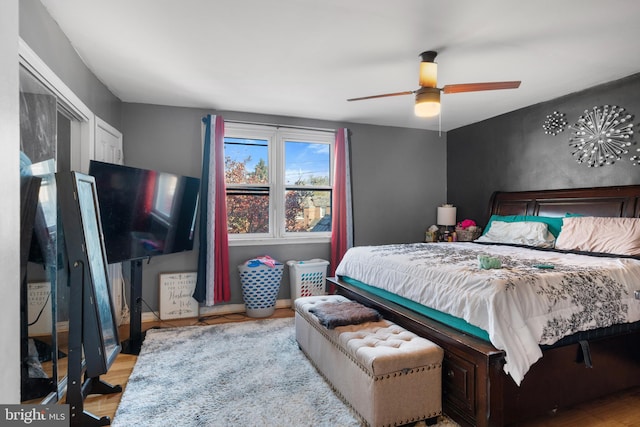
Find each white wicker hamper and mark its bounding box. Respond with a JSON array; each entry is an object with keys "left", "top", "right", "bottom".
[{"left": 286, "top": 259, "right": 329, "bottom": 302}]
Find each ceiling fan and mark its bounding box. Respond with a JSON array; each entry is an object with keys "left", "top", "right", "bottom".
[{"left": 347, "top": 51, "right": 521, "bottom": 117}]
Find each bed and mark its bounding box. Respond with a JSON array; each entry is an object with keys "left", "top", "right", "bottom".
[{"left": 328, "top": 185, "right": 640, "bottom": 427}]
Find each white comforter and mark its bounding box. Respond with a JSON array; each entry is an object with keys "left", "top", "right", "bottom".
[{"left": 335, "top": 242, "right": 640, "bottom": 385}]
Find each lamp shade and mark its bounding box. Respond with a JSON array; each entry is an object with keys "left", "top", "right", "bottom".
[
  {"left": 437, "top": 204, "right": 457, "bottom": 226},
  {"left": 419, "top": 61, "right": 438, "bottom": 87},
  {"left": 414, "top": 87, "right": 441, "bottom": 117}
]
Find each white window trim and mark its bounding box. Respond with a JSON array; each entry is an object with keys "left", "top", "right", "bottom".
[{"left": 223, "top": 122, "right": 334, "bottom": 245}]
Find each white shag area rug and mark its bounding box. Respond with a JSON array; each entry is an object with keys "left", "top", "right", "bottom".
[{"left": 113, "top": 317, "right": 458, "bottom": 427}]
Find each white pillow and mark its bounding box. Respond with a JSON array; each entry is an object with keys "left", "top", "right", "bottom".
[
  {"left": 475, "top": 221, "right": 556, "bottom": 248},
  {"left": 555, "top": 216, "right": 640, "bottom": 256}
]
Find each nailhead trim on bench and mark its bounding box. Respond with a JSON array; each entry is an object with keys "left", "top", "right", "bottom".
[
  {"left": 295, "top": 295, "right": 443, "bottom": 427},
  {"left": 296, "top": 304, "right": 442, "bottom": 381},
  {"left": 297, "top": 344, "right": 442, "bottom": 427}
]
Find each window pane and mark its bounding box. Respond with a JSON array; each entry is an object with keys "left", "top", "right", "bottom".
[
  {"left": 285, "top": 189, "right": 331, "bottom": 232},
  {"left": 153, "top": 173, "right": 177, "bottom": 218},
  {"left": 226, "top": 188, "right": 270, "bottom": 234},
  {"left": 285, "top": 141, "right": 330, "bottom": 186},
  {"left": 224, "top": 137, "right": 269, "bottom": 184}
]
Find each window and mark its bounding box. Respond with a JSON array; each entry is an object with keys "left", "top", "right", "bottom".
[
  {"left": 153, "top": 173, "right": 178, "bottom": 220},
  {"left": 224, "top": 123, "right": 333, "bottom": 242}
]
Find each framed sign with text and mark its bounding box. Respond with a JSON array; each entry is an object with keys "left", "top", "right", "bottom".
[{"left": 159, "top": 272, "right": 199, "bottom": 320}]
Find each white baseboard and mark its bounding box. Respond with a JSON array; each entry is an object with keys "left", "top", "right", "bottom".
[{"left": 139, "top": 299, "right": 293, "bottom": 323}]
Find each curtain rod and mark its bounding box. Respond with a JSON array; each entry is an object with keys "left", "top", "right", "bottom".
[{"left": 223, "top": 119, "right": 336, "bottom": 134}]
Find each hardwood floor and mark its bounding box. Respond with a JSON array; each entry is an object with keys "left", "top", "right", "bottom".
[
  {"left": 516, "top": 387, "right": 640, "bottom": 427},
  {"left": 35, "top": 308, "right": 640, "bottom": 426}
]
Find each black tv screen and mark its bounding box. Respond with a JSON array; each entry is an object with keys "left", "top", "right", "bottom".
[{"left": 89, "top": 160, "right": 200, "bottom": 263}]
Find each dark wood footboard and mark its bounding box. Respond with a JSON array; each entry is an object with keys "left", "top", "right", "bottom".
[{"left": 328, "top": 276, "right": 640, "bottom": 427}]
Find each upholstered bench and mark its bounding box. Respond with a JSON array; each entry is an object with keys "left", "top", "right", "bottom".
[{"left": 295, "top": 295, "right": 443, "bottom": 427}]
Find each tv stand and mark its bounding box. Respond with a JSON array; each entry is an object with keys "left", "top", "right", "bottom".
[{"left": 121, "top": 258, "right": 145, "bottom": 355}]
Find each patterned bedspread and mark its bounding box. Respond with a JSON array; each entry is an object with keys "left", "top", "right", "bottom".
[{"left": 335, "top": 242, "right": 640, "bottom": 385}]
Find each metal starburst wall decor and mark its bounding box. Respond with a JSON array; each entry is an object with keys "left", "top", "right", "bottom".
[
  {"left": 568, "top": 105, "right": 634, "bottom": 167},
  {"left": 543, "top": 111, "right": 567, "bottom": 135}
]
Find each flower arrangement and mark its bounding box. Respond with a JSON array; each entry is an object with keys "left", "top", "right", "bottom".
[{"left": 457, "top": 219, "right": 476, "bottom": 229}]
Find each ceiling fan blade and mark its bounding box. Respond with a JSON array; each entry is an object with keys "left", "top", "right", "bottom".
[
  {"left": 442, "top": 81, "right": 521, "bottom": 94},
  {"left": 347, "top": 90, "right": 414, "bottom": 102}
]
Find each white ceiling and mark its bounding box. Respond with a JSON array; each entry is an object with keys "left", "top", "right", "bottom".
[{"left": 39, "top": 0, "right": 640, "bottom": 132}]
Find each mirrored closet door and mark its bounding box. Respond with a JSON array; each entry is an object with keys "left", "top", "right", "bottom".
[{"left": 19, "top": 63, "right": 73, "bottom": 403}]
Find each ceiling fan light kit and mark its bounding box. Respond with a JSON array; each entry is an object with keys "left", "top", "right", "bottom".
[
  {"left": 347, "top": 50, "right": 521, "bottom": 119},
  {"left": 418, "top": 51, "right": 438, "bottom": 87},
  {"left": 414, "top": 87, "right": 441, "bottom": 117}
]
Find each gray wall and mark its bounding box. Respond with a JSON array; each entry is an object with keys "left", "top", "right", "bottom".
[
  {"left": 121, "top": 103, "right": 446, "bottom": 309},
  {"left": 17, "top": 0, "right": 446, "bottom": 317},
  {"left": 348, "top": 124, "right": 447, "bottom": 246},
  {"left": 1, "top": 0, "right": 21, "bottom": 405},
  {"left": 448, "top": 73, "right": 640, "bottom": 226},
  {"left": 19, "top": 0, "right": 122, "bottom": 129}
]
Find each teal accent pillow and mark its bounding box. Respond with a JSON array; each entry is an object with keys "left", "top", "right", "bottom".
[{"left": 483, "top": 214, "right": 564, "bottom": 237}]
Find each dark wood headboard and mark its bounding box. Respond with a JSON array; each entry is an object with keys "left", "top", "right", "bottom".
[{"left": 487, "top": 185, "right": 640, "bottom": 219}]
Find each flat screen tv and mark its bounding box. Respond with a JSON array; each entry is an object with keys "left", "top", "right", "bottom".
[{"left": 89, "top": 160, "right": 200, "bottom": 263}]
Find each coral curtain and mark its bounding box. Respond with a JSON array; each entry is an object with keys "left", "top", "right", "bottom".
[
  {"left": 194, "top": 114, "right": 230, "bottom": 305},
  {"left": 330, "top": 128, "right": 353, "bottom": 275}
]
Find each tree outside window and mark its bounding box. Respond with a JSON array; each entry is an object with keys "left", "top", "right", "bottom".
[{"left": 224, "top": 124, "right": 333, "bottom": 240}]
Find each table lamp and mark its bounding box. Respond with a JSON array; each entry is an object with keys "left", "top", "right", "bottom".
[{"left": 437, "top": 204, "right": 457, "bottom": 241}]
